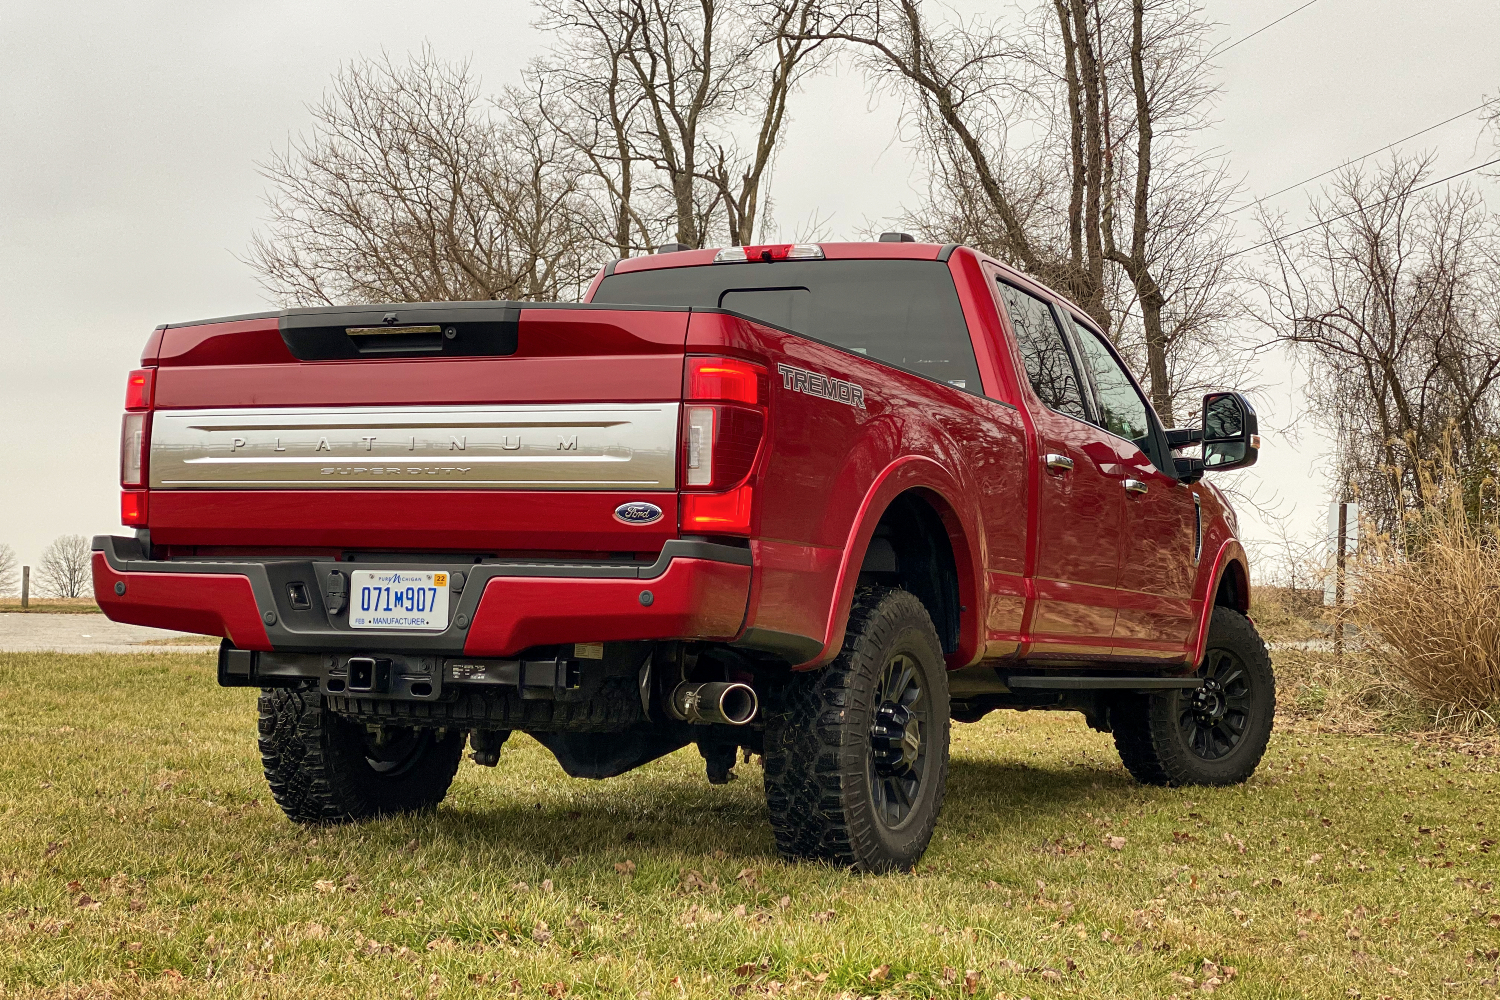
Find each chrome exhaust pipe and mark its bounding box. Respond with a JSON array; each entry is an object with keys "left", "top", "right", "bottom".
[{"left": 669, "top": 681, "right": 759, "bottom": 726}]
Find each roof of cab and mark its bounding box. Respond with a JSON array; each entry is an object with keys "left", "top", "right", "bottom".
[{"left": 609, "top": 240, "right": 951, "bottom": 276}]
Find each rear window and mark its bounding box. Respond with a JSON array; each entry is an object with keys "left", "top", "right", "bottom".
[{"left": 593, "top": 260, "right": 982, "bottom": 392}]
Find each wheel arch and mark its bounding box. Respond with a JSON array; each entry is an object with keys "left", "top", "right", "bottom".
[
  {"left": 808, "top": 456, "right": 984, "bottom": 670},
  {"left": 1189, "top": 538, "right": 1251, "bottom": 666}
]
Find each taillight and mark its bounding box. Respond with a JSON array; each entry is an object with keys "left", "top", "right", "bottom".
[
  {"left": 121, "top": 368, "right": 154, "bottom": 524},
  {"left": 687, "top": 356, "right": 762, "bottom": 404},
  {"left": 125, "top": 368, "right": 154, "bottom": 411},
  {"left": 120, "top": 412, "right": 147, "bottom": 486},
  {"left": 683, "top": 405, "right": 765, "bottom": 488},
  {"left": 681, "top": 357, "right": 769, "bottom": 535},
  {"left": 121, "top": 491, "right": 148, "bottom": 526}
]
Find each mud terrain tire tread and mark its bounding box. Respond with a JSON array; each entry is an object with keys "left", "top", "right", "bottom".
[
  {"left": 257, "top": 685, "right": 464, "bottom": 823},
  {"left": 1112, "top": 606, "right": 1275, "bottom": 787},
  {"left": 762, "top": 587, "right": 949, "bottom": 872}
]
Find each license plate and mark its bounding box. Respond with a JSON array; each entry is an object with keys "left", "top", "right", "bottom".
[{"left": 349, "top": 570, "right": 450, "bottom": 630}]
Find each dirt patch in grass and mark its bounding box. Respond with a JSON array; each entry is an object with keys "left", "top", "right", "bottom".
[{"left": 1, "top": 650, "right": 1497, "bottom": 998}]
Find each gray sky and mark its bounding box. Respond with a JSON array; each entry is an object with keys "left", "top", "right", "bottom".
[{"left": 2, "top": 0, "right": 1497, "bottom": 581}]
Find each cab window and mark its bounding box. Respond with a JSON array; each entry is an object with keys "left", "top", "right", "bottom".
[{"left": 995, "top": 281, "right": 1088, "bottom": 421}]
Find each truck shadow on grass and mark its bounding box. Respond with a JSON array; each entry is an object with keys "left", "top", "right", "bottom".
[{"left": 401, "top": 754, "right": 1139, "bottom": 866}]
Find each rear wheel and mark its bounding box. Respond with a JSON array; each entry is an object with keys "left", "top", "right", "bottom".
[
  {"left": 1112, "top": 606, "right": 1274, "bottom": 786},
  {"left": 257, "top": 685, "right": 465, "bottom": 823},
  {"left": 762, "top": 588, "right": 950, "bottom": 872}
]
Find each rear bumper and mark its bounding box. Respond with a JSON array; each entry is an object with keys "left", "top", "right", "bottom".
[{"left": 91, "top": 535, "right": 752, "bottom": 656}]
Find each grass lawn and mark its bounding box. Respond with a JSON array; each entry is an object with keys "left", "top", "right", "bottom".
[
  {"left": 0, "top": 600, "right": 101, "bottom": 615},
  {"left": 1, "top": 651, "right": 1496, "bottom": 999}
]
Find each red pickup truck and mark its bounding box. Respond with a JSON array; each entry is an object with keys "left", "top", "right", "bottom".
[{"left": 94, "top": 238, "right": 1272, "bottom": 872}]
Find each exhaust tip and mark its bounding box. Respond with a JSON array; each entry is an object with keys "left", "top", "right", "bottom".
[
  {"left": 714, "top": 683, "right": 759, "bottom": 726},
  {"left": 671, "top": 681, "right": 760, "bottom": 726}
]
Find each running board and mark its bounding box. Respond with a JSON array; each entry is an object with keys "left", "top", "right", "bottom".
[{"left": 1004, "top": 675, "right": 1203, "bottom": 690}]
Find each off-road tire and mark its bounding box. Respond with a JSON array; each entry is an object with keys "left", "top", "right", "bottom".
[
  {"left": 762, "top": 587, "right": 950, "bottom": 872},
  {"left": 257, "top": 685, "right": 465, "bottom": 823},
  {"left": 1112, "top": 606, "right": 1275, "bottom": 786}
]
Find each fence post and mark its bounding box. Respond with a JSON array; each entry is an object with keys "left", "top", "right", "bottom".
[{"left": 21, "top": 566, "right": 29, "bottom": 609}]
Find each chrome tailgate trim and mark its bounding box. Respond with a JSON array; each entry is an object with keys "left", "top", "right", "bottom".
[{"left": 149, "top": 404, "right": 679, "bottom": 490}]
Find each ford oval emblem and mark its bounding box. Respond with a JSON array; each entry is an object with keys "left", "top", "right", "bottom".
[{"left": 614, "top": 501, "right": 663, "bottom": 525}]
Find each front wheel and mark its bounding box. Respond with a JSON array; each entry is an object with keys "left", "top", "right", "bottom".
[
  {"left": 762, "top": 587, "right": 950, "bottom": 873},
  {"left": 257, "top": 686, "right": 465, "bottom": 823},
  {"left": 1112, "top": 606, "right": 1275, "bottom": 786}
]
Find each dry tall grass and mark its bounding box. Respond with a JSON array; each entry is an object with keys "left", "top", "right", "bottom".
[{"left": 1352, "top": 455, "right": 1500, "bottom": 729}]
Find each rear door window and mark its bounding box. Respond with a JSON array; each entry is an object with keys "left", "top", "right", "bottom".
[
  {"left": 995, "top": 281, "right": 1088, "bottom": 421},
  {"left": 593, "top": 260, "right": 982, "bottom": 392}
]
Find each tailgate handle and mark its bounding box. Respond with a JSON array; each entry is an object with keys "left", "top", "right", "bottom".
[{"left": 345, "top": 324, "right": 444, "bottom": 355}]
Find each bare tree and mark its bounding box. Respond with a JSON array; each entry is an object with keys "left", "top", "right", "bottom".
[
  {"left": 0, "top": 543, "right": 18, "bottom": 597},
  {"left": 532, "top": 0, "right": 834, "bottom": 252},
  {"left": 248, "top": 48, "right": 597, "bottom": 305},
  {"left": 38, "top": 535, "right": 90, "bottom": 599},
  {"left": 1254, "top": 155, "right": 1500, "bottom": 534},
  {"left": 813, "top": 0, "right": 1241, "bottom": 423}
]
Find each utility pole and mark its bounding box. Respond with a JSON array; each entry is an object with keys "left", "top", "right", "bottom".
[{"left": 21, "top": 566, "right": 29, "bottom": 609}]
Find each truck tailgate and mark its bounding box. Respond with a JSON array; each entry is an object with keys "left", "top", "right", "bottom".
[{"left": 143, "top": 305, "right": 689, "bottom": 553}]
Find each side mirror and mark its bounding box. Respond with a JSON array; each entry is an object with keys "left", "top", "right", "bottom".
[{"left": 1201, "top": 392, "right": 1260, "bottom": 471}]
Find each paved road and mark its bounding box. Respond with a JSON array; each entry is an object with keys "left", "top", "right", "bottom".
[{"left": 0, "top": 613, "right": 218, "bottom": 654}]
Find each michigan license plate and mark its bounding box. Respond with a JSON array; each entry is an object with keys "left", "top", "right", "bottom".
[{"left": 349, "top": 570, "right": 450, "bottom": 630}]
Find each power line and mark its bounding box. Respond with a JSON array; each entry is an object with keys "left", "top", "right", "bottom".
[
  {"left": 1223, "top": 155, "right": 1500, "bottom": 263},
  {"left": 1228, "top": 98, "right": 1500, "bottom": 215},
  {"left": 1212, "top": 0, "right": 1325, "bottom": 57}
]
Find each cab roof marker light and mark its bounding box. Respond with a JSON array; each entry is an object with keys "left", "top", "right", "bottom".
[{"left": 713, "top": 244, "right": 824, "bottom": 263}]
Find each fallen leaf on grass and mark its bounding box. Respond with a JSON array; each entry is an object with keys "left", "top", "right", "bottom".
[
  {"left": 811, "top": 910, "right": 836, "bottom": 923},
  {"left": 544, "top": 982, "right": 568, "bottom": 997},
  {"left": 867, "top": 964, "right": 890, "bottom": 983},
  {"left": 615, "top": 860, "right": 636, "bottom": 874},
  {"left": 1108, "top": 836, "right": 1127, "bottom": 850},
  {"left": 75, "top": 895, "right": 100, "bottom": 910},
  {"left": 962, "top": 969, "right": 981, "bottom": 995},
  {"left": 533, "top": 920, "right": 552, "bottom": 944},
  {"left": 942, "top": 966, "right": 958, "bottom": 983},
  {"left": 734, "top": 963, "right": 756, "bottom": 977},
  {"left": 314, "top": 880, "right": 336, "bottom": 893}
]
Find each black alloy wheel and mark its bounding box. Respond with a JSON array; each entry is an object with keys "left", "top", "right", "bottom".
[
  {"left": 1180, "top": 646, "right": 1253, "bottom": 761},
  {"left": 361, "top": 726, "right": 433, "bottom": 777},
  {"left": 868, "top": 652, "right": 931, "bottom": 827}
]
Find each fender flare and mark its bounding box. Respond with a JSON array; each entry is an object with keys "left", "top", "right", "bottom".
[
  {"left": 1189, "top": 537, "right": 1250, "bottom": 666},
  {"left": 807, "top": 455, "right": 984, "bottom": 669}
]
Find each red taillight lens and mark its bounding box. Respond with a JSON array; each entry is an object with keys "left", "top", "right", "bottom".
[
  {"left": 682, "top": 485, "right": 753, "bottom": 534},
  {"left": 680, "top": 356, "right": 768, "bottom": 536},
  {"left": 125, "top": 368, "right": 155, "bottom": 411},
  {"left": 683, "top": 405, "right": 764, "bottom": 490},
  {"left": 120, "top": 412, "right": 148, "bottom": 486},
  {"left": 121, "top": 490, "right": 148, "bottom": 526},
  {"left": 687, "top": 357, "right": 765, "bottom": 405}
]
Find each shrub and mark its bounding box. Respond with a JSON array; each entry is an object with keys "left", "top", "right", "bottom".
[{"left": 1351, "top": 453, "right": 1500, "bottom": 729}]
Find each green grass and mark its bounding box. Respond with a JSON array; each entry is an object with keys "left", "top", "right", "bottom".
[
  {"left": 0, "top": 600, "right": 101, "bottom": 615},
  {"left": 1, "top": 652, "right": 1497, "bottom": 999}
]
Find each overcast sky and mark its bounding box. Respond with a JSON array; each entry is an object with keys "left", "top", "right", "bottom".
[{"left": 2, "top": 0, "right": 1497, "bottom": 581}]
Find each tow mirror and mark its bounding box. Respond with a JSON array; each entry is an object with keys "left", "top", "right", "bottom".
[{"left": 1201, "top": 392, "right": 1260, "bottom": 471}]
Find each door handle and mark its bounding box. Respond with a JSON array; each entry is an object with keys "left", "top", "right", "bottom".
[
  {"left": 1123, "top": 478, "right": 1149, "bottom": 495},
  {"left": 1044, "top": 453, "right": 1074, "bottom": 472}
]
